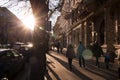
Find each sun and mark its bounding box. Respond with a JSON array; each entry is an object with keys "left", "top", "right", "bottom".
[{"left": 22, "top": 15, "right": 35, "bottom": 31}]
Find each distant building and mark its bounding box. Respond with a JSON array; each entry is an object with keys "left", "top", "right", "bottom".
[{"left": 0, "top": 7, "right": 32, "bottom": 44}]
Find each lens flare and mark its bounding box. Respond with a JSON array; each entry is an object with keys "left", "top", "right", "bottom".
[
  {"left": 22, "top": 15, "right": 35, "bottom": 31},
  {"left": 82, "top": 49, "right": 93, "bottom": 60}
]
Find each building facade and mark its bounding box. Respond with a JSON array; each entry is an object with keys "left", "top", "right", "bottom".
[
  {"left": 0, "top": 7, "right": 32, "bottom": 44},
  {"left": 54, "top": 0, "right": 120, "bottom": 54}
]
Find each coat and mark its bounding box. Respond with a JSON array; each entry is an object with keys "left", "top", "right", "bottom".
[
  {"left": 77, "top": 44, "right": 85, "bottom": 58},
  {"left": 104, "top": 53, "right": 110, "bottom": 62},
  {"left": 91, "top": 42, "right": 103, "bottom": 58},
  {"left": 66, "top": 44, "right": 75, "bottom": 58}
]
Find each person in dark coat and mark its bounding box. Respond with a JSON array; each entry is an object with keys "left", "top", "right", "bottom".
[
  {"left": 77, "top": 41, "right": 86, "bottom": 67},
  {"left": 104, "top": 51, "right": 110, "bottom": 69},
  {"left": 91, "top": 41, "right": 103, "bottom": 67},
  {"left": 56, "top": 42, "right": 60, "bottom": 53},
  {"left": 66, "top": 44, "right": 75, "bottom": 70},
  {"left": 60, "top": 43, "right": 63, "bottom": 53}
]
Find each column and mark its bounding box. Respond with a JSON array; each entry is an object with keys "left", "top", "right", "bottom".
[
  {"left": 81, "top": 23, "right": 85, "bottom": 45},
  {"left": 86, "top": 21, "right": 92, "bottom": 46},
  {"left": 84, "top": 22, "right": 87, "bottom": 47},
  {"left": 115, "top": 20, "right": 118, "bottom": 44},
  {"left": 104, "top": 8, "right": 116, "bottom": 52},
  {"left": 91, "top": 22, "right": 95, "bottom": 43},
  {"left": 79, "top": 24, "right": 82, "bottom": 41}
]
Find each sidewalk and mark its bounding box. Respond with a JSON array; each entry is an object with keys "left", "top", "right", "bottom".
[
  {"left": 53, "top": 48, "right": 119, "bottom": 72},
  {"left": 47, "top": 50, "right": 118, "bottom": 80},
  {"left": 46, "top": 51, "right": 106, "bottom": 80}
]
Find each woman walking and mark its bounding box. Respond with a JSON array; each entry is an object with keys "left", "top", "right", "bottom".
[
  {"left": 66, "top": 44, "right": 75, "bottom": 70},
  {"left": 91, "top": 41, "right": 103, "bottom": 67}
]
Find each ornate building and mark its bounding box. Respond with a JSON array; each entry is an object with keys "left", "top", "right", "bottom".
[{"left": 54, "top": 0, "right": 120, "bottom": 54}]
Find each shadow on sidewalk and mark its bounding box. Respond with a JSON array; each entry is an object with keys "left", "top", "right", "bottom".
[
  {"left": 85, "top": 60, "right": 118, "bottom": 80},
  {"left": 48, "top": 53, "right": 92, "bottom": 80},
  {"left": 86, "top": 59, "right": 118, "bottom": 74},
  {"left": 45, "top": 64, "right": 61, "bottom": 80},
  {"left": 45, "top": 70, "right": 52, "bottom": 80}
]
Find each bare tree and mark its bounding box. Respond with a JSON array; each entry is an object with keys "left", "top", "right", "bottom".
[{"left": 48, "top": 0, "right": 65, "bottom": 19}]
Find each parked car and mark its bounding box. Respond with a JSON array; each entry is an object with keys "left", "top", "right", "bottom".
[
  {"left": 0, "top": 49, "right": 25, "bottom": 80},
  {"left": 12, "top": 42, "right": 33, "bottom": 63}
]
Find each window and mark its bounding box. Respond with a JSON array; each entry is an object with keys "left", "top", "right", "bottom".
[
  {"left": 12, "top": 50, "right": 20, "bottom": 57},
  {"left": 6, "top": 51, "right": 14, "bottom": 57},
  {"left": 0, "top": 50, "right": 13, "bottom": 59}
]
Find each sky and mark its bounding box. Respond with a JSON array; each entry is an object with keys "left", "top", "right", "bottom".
[
  {"left": 0, "top": 0, "right": 60, "bottom": 27},
  {"left": 49, "top": 0, "right": 61, "bottom": 26},
  {"left": 0, "top": 0, "right": 32, "bottom": 21}
]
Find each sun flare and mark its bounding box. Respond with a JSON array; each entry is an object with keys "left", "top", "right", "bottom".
[{"left": 22, "top": 15, "right": 35, "bottom": 31}]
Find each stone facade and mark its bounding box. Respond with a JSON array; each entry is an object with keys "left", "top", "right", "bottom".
[{"left": 54, "top": 0, "right": 120, "bottom": 54}]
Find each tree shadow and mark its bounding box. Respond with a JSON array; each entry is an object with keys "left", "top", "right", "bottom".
[
  {"left": 48, "top": 54, "right": 92, "bottom": 80},
  {"left": 45, "top": 63, "right": 61, "bottom": 80},
  {"left": 85, "top": 60, "right": 118, "bottom": 80}
]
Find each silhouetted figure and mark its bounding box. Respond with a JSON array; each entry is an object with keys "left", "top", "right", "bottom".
[
  {"left": 77, "top": 41, "right": 86, "bottom": 67},
  {"left": 56, "top": 42, "right": 60, "bottom": 53},
  {"left": 60, "top": 43, "right": 63, "bottom": 53},
  {"left": 104, "top": 51, "right": 110, "bottom": 69},
  {"left": 66, "top": 44, "right": 75, "bottom": 70},
  {"left": 91, "top": 42, "right": 103, "bottom": 67},
  {"left": 109, "top": 51, "right": 116, "bottom": 63}
]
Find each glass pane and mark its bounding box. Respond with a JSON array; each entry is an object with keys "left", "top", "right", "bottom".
[{"left": 12, "top": 50, "right": 20, "bottom": 57}]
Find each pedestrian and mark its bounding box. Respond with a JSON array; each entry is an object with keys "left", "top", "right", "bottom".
[
  {"left": 56, "top": 41, "right": 60, "bottom": 53},
  {"left": 66, "top": 44, "right": 75, "bottom": 70},
  {"left": 109, "top": 51, "right": 116, "bottom": 63},
  {"left": 77, "top": 41, "right": 86, "bottom": 67},
  {"left": 104, "top": 51, "right": 110, "bottom": 69},
  {"left": 91, "top": 41, "right": 103, "bottom": 67},
  {"left": 60, "top": 43, "right": 63, "bottom": 53}
]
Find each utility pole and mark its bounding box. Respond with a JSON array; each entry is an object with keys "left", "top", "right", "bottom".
[{"left": 30, "top": 0, "right": 48, "bottom": 80}]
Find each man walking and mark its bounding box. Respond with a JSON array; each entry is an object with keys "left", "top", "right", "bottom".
[{"left": 77, "top": 41, "right": 86, "bottom": 67}]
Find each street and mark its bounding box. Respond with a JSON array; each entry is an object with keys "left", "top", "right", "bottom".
[{"left": 14, "top": 50, "right": 118, "bottom": 80}]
